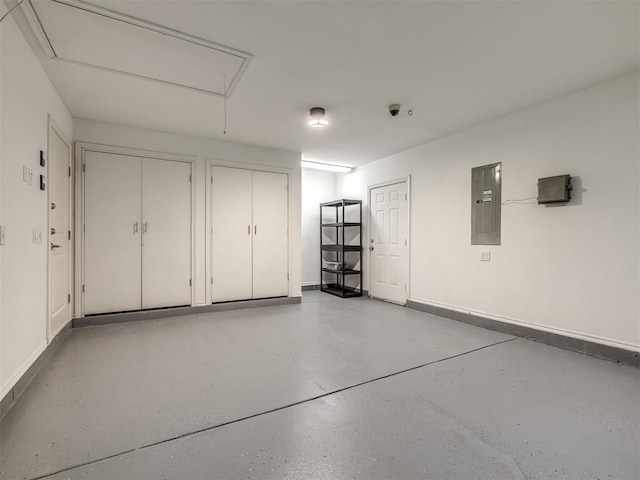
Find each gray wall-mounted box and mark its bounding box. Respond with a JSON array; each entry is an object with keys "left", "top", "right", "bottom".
[
  {"left": 537, "top": 175, "right": 572, "bottom": 204},
  {"left": 471, "top": 162, "right": 501, "bottom": 245}
]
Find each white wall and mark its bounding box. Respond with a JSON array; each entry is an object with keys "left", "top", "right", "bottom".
[
  {"left": 301, "top": 169, "right": 337, "bottom": 286},
  {"left": 1, "top": 13, "right": 73, "bottom": 399},
  {"left": 338, "top": 73, "right": 639, "bottom": 351},
  {"left": 73, "top": 119, "right": 302, "bottom": 306}
]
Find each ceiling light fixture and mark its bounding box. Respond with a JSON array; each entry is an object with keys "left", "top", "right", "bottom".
[
  {"left": 301, "top": 160, "right": 351, "bottom": 173},
  {"left": 308, "top": 107, "right": 328, "bottom": 127}
]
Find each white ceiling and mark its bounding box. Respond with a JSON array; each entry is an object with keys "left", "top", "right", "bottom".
[{"left": 17, "top": 0, "right": 640, "bottom": 167}]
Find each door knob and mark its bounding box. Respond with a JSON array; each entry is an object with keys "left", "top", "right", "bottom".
[
  {"left": 51, "top": 243, "right": 61, "bottom": 250},
  {"left": 50, "top": 228, "right": 56, "bottom": 235},
  {"left": 50, "top": 202, "right": 56, "bottom": 210}
]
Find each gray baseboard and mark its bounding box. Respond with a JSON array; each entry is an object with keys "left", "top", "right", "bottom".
[
  {"left": 406, "top": 300, "right": 639, "bottom": 367},
  {"left": 74, "top": 296, "right": 302, "bottom": 327},
  {"left": 0, "top": 321, "right": 73, "bottom": 421},
  {"left": 303, "top": 285, "right": 369, "bottom": 297}
]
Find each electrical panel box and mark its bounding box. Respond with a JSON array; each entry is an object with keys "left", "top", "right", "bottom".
[
  {"left": 537, "top": 175, "right": 571, "bottom": 204},
  {"left": 471, "top": 162, "right": 501, "bottom": 245}
]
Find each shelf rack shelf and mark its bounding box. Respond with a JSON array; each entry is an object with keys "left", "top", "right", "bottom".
[{"left": 320, "top": 199, "right": 363, "bottom": 298}]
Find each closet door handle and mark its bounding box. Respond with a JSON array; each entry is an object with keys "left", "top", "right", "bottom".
[
  {"left": 254, "top": 225, "right": 257, "bottom": 235},
  {"left": 133, "top": 222, "right": 139, "bottom": 234},
  {"left": 248, "top": 225, "right": 251, "bottom": 235},
  {"left": 143, "top": 222, "right": 148, "bottom": 233}
]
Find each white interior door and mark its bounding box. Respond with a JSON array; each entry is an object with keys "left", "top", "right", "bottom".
[
  {"left": 84, "top": 152, "right": 142, "bottom": 314},
  {"left": 142, "top": 158, "right": 192, "bottom": 309},
  {"left": 252, "top": 171, "right": 288, "bottom": 298},
  {"left": 212, "top": 166, "right": 253, "bottom": 302},
  {"left": 369, "top": 182, "right": 408, "bottom": 305},
  {"left": 48, "top": 126, "right": 72, "bottom": 338}
]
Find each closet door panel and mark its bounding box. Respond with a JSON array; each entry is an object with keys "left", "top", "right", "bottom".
[
  {"left": 212, "top": 166, "right": 253, "bottom": 302},
  {"left": 84, "top": 152, "right": 142, "bottom": 315},
  {"left": 252, "top": 171, "right": 288, "bottom": 298},
  {"left": 142, "top": 158, "right": 192, "bottom": 309}
]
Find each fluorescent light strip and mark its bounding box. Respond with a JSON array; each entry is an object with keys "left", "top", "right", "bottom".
[{"left": 301, "top": 161, "right": 352, "bottom": 173}]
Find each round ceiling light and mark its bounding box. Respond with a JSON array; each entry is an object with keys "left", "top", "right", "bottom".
[{"left": 308, "top": 107, "right": 328, "bottom": 127}]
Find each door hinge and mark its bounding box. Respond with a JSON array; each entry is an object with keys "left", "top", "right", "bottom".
[
  {"left": 189, "top": 174, "right": 192, "bottom": 182},
  {"left": 405, "top": 193, "right": 407, "bottom": 200},
  {"left": 210, "top": 277, "right": 213, "bottom": 284},
  {"left": 82, "top": 284, "right": 85, "bottom": 293},
  {"left": 68, "top": 230, "right": 71, "bottom": 241},
  {"left": 68, "top": 166, "right": 71, "bottom": 177},
  {"left": 189, "top": 279, "right": 192, "bottom": 286},
  {"left": 82, "top": 163, "right": 86, "bottom": 173},
  {"left": 68, "top": 294, "right": 71, "bottom": 304}
]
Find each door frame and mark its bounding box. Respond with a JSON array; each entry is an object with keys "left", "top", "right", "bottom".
[
  {"left": 206, "top": 159, "right": 293, "bottom": 304},
  {"left": 367, "top": 176, "right": 411, "bottom": 305},
  {"left": 47, "top": 116, "right": 73, "bottom": 341},
  {"left": 75, "top": 142, "right": 196, "bottom": 317}
]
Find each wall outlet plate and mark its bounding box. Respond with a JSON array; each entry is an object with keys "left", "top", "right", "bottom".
[{"left": 481, "top": 251, "right": 491, "bottom": 262}]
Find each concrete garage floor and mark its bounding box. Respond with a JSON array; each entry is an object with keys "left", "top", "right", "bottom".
[{"left": 1, "top": 292, "right": 638, "bottom": 479}]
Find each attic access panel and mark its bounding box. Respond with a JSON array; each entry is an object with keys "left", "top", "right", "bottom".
[{"left": 23, "top": 0, "right": 252, "bottom": 97}]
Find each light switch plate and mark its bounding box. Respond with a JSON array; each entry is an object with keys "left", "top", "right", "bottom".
[{"left": 481, "top": 251, "right": 491, "bottom": 262}]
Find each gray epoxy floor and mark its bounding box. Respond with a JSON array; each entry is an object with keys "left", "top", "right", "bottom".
[{"left": 1, "top": 292, "right": 638, "bottom": 479}]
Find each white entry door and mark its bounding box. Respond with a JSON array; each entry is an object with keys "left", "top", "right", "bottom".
[
  {"left": 252, "top": 171, "right": 288, "bottom": 298},
  {"left": 142, "top": 158, "right": 192, "bottom": 309},
  {"left": 84, "top": 152, "right": 142, "bottom": 315},
  {"left": 212, "top": 166, "right": 253, "bottom": 302},
  {"left": 369, "top": 181, "right": 408, "bottom": 304},
  {"left": 48, "top": 125, "right": 72, "bottom": 338}
]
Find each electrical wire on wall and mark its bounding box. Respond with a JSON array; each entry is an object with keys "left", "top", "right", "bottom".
[
  {"left": 0, "top": 0, "right": 25, "bottom": 25},
  {"left": 501, "top": 197, "right": 538, "bottom": 205}
]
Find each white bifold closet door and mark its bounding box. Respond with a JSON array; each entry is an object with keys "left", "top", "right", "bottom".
[
  {"left": 84, "top": 152, "right": 191, "bottom": 315},
  {"left": 212, "top": 166, "right": 288, "bottom": 302},
  {"left": 252, "top": 170, "right": 288, "bottom": 298},
  {"left": 84, "top": 152, "right": 142, "bottom": 314},
  {"left": 212, "top": 167, "right": 253, "bottom": 302},
  {"left": 141, "top": 158, "right": 192, "bottom": 309}
]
